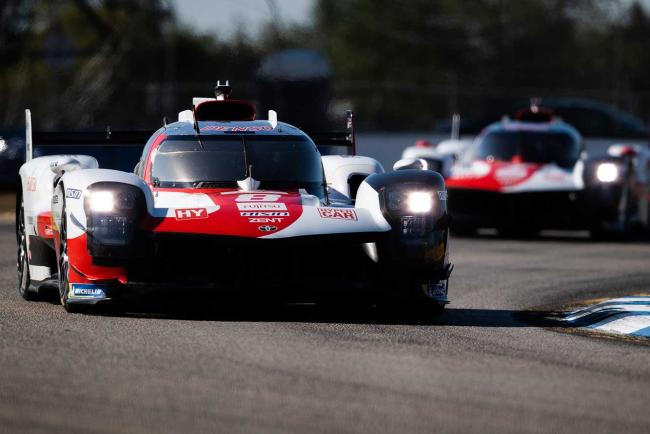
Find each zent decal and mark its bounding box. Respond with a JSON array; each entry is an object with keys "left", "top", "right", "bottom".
[
  {"left": 65, "top": 189, "right": 82, "bottom": 199},
  {"left": 318, "top": 208, "right": 358, "bottom": 221},
  {"left": 175, "top": 208, "right": 208, "bottom": 220},
  {"left": 248, "top": 218, "right": 284, "bottom": 223}
]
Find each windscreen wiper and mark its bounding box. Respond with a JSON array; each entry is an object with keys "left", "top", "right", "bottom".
[{"left": 192, "top": 180, "right": 237, "bottom": 188}]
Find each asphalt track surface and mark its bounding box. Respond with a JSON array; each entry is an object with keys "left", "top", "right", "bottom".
[{"left": 1, "top": 222, "right": 650, "bottom": 434}]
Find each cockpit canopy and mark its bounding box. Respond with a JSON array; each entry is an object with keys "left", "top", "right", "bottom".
[
  {"left": 468, "top": 130, "right": 581, "bottom": 169},
  {"left": 151, "top": 134, "right": 325, "bottom": 197}
]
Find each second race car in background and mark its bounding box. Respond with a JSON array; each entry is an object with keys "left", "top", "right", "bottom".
[{"left": 395, "top": 105, "right": 650, "bottom": 238}]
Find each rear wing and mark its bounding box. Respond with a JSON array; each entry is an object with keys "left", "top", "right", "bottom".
[
  {"left": 305, "top": 110, "right": 357, "bottom": 155},
  {"left": 24, "top": 109, "right": 152, "bottom": 163},
  {"left": 24, "top": 110, "right": 152, "bottom": 172},
  {"left": 24, "top": 108, "right": 356, "bottom": 162}
]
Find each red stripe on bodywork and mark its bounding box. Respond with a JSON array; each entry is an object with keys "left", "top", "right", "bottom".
[
  {"left": 143, "top": 133, "right": 167, "bottom": 185},
  {"left": 67, "top": 234, "right": 128, "bottom": 284},
  {"left": 36, "top": 212, "right": 54, "bottom": 239},
  {"left": 446, "top": 161, "right": 540, "bottom": 192}
]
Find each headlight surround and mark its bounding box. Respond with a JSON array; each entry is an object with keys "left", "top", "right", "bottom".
[{"left": 84, "top": 182, "right": 144, "bottom": 250}]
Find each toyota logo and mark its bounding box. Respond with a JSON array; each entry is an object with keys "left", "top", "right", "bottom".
[{"left": 258, "top": 225, "right": 277, "bottom": 232}]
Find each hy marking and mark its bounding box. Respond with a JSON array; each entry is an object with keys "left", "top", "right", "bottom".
[
  {"left": 562, "top": 297, "right": 650, "bottom": 338},
  {"left": 175, "top": 208, "right": 208, "bottom": 220}
]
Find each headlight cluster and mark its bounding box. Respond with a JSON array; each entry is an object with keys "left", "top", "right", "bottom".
[
  {"left": 87, "top": 190, "right": 138, "bottom": 213},
  {"left": 84, "top": 183, "right": 143, "bottom": 251},
  {"left": 386, "top": 190, "right": 434, "bottom": 214},
  {"left": 596, "top": 162, "right": 619, "bottom": 183}
]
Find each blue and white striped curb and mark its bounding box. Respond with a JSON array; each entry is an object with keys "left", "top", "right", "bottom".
[{"left": 562, "top": 297, "right": 650, "bottom": 338}]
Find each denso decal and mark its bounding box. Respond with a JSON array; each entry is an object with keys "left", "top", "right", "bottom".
[
  {"left": 65, "top": 188, "right": 82, "bottom": 199},
  {"left": 318, "top": 208, "right": 358, "bottom": 221},
  {"left": 201, "top": 125, "right": 274, "bottom": 132},
  {"left": 258, "top": 225, "right": 277, "bottom": 232},
  {"left": 237, "top": 202, "right": 287, "bottom": 211},
  {"left": 175, "top": 208, "right": 208, "bottom": 220},
  {"left": 69, "top": 283, "right": 106, "bottom": 299},
  {"left": 240, "top": 211, "right": 289, "bottom": 217},
  {"left": 236, "top": 193, "right": 281, "bottom": 202}
]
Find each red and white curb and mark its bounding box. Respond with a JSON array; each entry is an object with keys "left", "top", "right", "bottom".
[{"left": 562, "top": 297, "right": 650, "bottom": 338}]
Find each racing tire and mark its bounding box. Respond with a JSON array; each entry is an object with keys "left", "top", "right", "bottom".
[
  {"left": 590, "top": 192, "right": 633, "bottom": 241},
  {"left": 57, "top": 202, "right": 85, "bottom": 313},
  {"left": 17, "top": 200, "right": 37, "bottom": 301}
]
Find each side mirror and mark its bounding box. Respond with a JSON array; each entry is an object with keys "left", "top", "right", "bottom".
[
  {"left": 50, "top": 157, "right": 81, "bottom": 176},
  {"left": 393, "top": 158, "right": 428, "bottom": 171}
]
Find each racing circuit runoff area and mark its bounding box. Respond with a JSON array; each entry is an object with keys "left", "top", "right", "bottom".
[{"left": 1, "top": 218, "right": 650, "bottom": 433}]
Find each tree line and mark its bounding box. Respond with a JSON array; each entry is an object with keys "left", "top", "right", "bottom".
[{"left": 1, "top": 0, "right": 649, "bottom": 130}]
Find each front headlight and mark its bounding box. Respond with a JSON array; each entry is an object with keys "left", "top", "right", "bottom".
[
  {"left": 87, "top": 190, "right": 137, "bottom": 213},
  {"left": 596, "top": 162, "right": 619, "bottom": 183},
  {"left": 387, "top": 190, "right": 434, "bottom": 214},
  {"left": 84, "top": 183, "right": 144, "bottom": 252},
  {"left": 406, "top": 192, "right": 433, "bottom": 213},
  {"left": 88, "top": 191, "right": 115, "bottom": 212}
]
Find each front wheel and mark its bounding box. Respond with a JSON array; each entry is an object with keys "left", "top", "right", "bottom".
[
  {"left": 57, "top": 204, "right": 84, "bottom": 313},
  {"left": 17, "top": 201, "right": 37, "bottom": 300}
]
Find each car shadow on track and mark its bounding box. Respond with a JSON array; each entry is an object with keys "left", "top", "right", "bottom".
[
  {"left": 94, "top": 300, "right": 551, "bottom": 328},
  {"left": 36, "top": 286, "right": 553, "bottom": 327}
]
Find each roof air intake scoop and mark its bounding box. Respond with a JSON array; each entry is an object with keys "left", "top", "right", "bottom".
[{"left": 215, "top": 80, "right": 232, "bottom": 101}]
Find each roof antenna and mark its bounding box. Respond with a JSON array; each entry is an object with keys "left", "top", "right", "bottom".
[
  {"left": 106, "top": 125, "right": 111, "bottom": 140},
  {"left": 215, "top": 80, "right": 232, "bottom": 101},
  {"left": 530, "top": 97, "right": 542, "bottom": 113},
  {"left": 163, "top": 116, "right": 168, "bottom": 127}
]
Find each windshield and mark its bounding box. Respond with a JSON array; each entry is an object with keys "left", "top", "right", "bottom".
[
  {"left": 151, "top": 135, "right": 324, "bottom": 196},
  {"left": 473, "top": 131, "right": 581, "bottom": 168}
]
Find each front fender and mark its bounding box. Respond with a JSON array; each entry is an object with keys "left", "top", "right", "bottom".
[
  {"left": 53, "top": 169, "right": 152, "bottom": 240},
  {"left": 356, "top": 170, "right": 450, "bottom": 276}
]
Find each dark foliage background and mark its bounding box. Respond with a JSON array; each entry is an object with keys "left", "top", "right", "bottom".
[{"left": 1, "top": 0, "right": 649, "bottom": 130}]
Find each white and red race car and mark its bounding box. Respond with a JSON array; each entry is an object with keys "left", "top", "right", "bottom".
[
  {"left": 396, "top": 106, "right": 650, "bottom": 237},
  {"left": 17, "top": 85, "right": 452, "bottom": 312}
]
